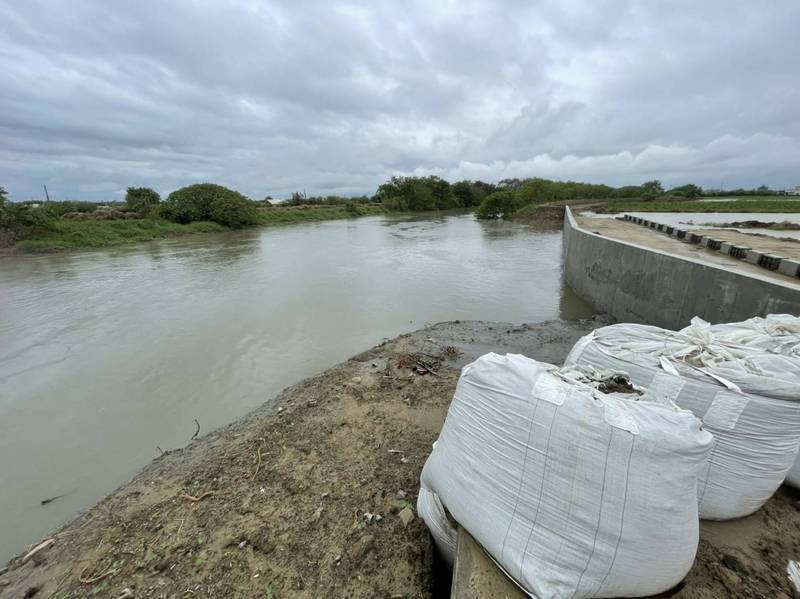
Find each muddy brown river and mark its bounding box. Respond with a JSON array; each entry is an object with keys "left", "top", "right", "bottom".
[{"left": 0, "top": 212, "right": 592, "bottom": 564}]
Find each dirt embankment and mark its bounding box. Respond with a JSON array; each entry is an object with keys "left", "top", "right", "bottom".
[
  {"left": 2, "top": 317, "right": 800, "bottom": 599},
  {"left": 705, "top": 220, "right": 800, "bottom": 231},
  {"left": 0, "top": 319, "right": 601, "bottom": 599}
]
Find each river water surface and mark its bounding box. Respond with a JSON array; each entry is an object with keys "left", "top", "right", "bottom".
[{"left": 0, "top": 212, "right": 591, "bottom": 563}]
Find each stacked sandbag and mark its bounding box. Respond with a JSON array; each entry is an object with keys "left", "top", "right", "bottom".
[
  {"left": 695, "top": 314, "right": 800, "bottom": 487},
  {"left": 565, "top": 319, "right": 800, "bottom": 520},
  {"left": 698, "top": 314, "right": 800, "bottom": 357},
  {"left": 418, "top": 353, "right": 712, "bottom": 599}
]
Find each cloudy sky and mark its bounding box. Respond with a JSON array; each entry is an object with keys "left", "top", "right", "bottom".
[{"left": 1, "top": 1, "right": 799, "bottom": 201}]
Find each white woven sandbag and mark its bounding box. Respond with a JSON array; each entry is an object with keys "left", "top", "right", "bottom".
[
  {"left": 786, "top": 456, "right": 800, "bottom": 488},
  {"left": 565, "top": 323, "right": 800, "bottom": 519},
  {"left": 697, "top": 314, "right": 800, "bottom": 357},
  {"left": 698, "top": 314, "right": 800, "bottom": 487},
  {"left": 417, "top": 485, "right": 457, "bottom": 564},
  {"left": 419, "top": 353, "right": 711, "bottom": 599}
]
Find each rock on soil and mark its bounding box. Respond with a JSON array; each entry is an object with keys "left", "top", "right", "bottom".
[{"left": 1, "top": 317, "right": 799, "bottom": 598}]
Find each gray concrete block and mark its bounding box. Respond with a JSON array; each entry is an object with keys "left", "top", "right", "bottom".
[
  {"left": 730, "top": 245, "right": 751, "bottom": 259},
  {"left": 759, "top": 254, "right": 785, "bottom": 271},
  {"left": 778, "top": 259, "right": 800, "bottom": 278},
  {"left": 720, "top": 242, "right": 733, "bottom": 254},
  {"left": 745, "top": 249, "right": 763, "bottom": 265}
]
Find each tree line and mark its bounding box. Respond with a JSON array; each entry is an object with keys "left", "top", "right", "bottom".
[{"left": 0, "top": 176, "right": 786, "bottom": 245}]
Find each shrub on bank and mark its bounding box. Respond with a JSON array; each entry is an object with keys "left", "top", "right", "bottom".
[
  {"left": 475, "top": 190, "right": 524, "bottom": 219},
  {"left": 209, "top": 194, "right": 259, "bottom": 228},
  {"left": 162, "top": 183, "right": 258, "bottom": 228},
  {"left": 376, "top": 176, "right": 459, "bottom": 211},
  {"left": 125, "top": 187, "right": 161, "bottom": 216},
  {"left": 0, "top": 198, "right": 58, "bottom": 245}
]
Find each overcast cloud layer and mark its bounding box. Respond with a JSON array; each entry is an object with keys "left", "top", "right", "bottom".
[{"left": 1, "top": 1, "right": 799, "bottom": 201}]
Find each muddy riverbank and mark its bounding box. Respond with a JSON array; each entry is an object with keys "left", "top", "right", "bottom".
[{"left": 2, "top": 318, "right": 800, "bottom": 598}]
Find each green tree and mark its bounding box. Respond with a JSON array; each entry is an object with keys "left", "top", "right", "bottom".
[
  {"left": 475, "top": 190, "right": 523, "bottom": 219},
  {"left": 125, "top": 187, "right": 161, "bottom": 216},
  {"left": 669, "top": 184, "right": 702, "bottom": 199},
  {"left": 376, "top": 176, "right": 453, "bottom": 211},
  {"left": 641, "top": 180, "right": 665, "bottom": 200},
  {"left": 452, "top": 180, "right": 494, "bottom": 207},
  {"left": 517, "top": 178, "right": 557, "bottom": 205}
]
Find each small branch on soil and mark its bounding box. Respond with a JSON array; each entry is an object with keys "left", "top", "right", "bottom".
[
  {"left": 178, "top": 491, "right": 215, "bottom": 502},
  {"left": 22, "top": 538, "right": 54, "bottom": 564},
  {"left": 414, "top": 359, "right": 440, "bottom": 376},
  {"left": 251, "top": 446, "right": 263, "bottom": 480},
  {"left": 78, "top": 565, "right": 118, "bottom": 584},
  {"left": 191, "top": 418, "right": 200, "bottom": 440},
  {"left": 147, "top": 531, "right": 162, "bottom": 553}
]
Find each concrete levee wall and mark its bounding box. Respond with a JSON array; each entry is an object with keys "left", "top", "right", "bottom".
[{"left": 562, "top": 207, "right": 800, "bottom": 329}]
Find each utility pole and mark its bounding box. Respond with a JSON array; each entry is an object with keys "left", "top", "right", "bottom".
[{"left": 43, "top": 184, "right": 51, "bottom": 202}]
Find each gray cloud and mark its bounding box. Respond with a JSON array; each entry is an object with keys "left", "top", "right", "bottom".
[{"left": 0, "top": 0, "right": 798, "bottom": 201}]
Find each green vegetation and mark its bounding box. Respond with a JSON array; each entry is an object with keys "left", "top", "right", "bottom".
[
  {"left": 473, "top": 177, "right": 662, "bottom": 219},
  {"left": 0, "top": 179, "right": 386, "bottom": 253},
  {"left": 474, "top": 190, "right": 523, "bottom": 219},
  {"left": 255, "top": 203, "right": 383, "bottom": 226},
  {"left": 125, "top": 186, "right": 161, "bottom": 216},
  {"left": 668, "top": 183, "right": 702, "bottom": 198},
  {"left": 279, "top": 192, "right": 374, "bottom": 207},
  {"left": 14, "top": 219, "right": 226, "bottom": 252},
  {"left": 600, "top": 198, "right": 800, "bottom": 213},
  {"left": 3, "top": 175, "right": 796, "bottom": 253},
  {"left": 162, "top": 183, "right": 258, "bottom": 227},
  {"left": 376, "top": 176, "right": 490, "bottom": 211}
]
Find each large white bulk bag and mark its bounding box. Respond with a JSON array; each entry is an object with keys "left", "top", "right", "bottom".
[
  {"left": 697, "top": 314, "right": 800, "bottom": 487},
  {"left": 697, "top": 314, "right": 800, "bottom": 357},
  {"left": 418, "top": 353, "right": 712, "bottom": 599},
  {"left": 565, "top": 321, "right": 800, "bottom": 520}
]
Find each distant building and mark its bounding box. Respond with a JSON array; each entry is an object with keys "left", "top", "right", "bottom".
[{"left": 789, "top": 186, "right": 800, "bottom": 196}]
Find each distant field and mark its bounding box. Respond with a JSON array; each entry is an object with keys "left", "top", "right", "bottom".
[{"left": 601, "top": 198, "right": 800, "bottom": 213}]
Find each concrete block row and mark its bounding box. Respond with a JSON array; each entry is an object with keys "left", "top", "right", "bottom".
[{"left": 621, "top": 214, "right": 800, "bottom": 279}]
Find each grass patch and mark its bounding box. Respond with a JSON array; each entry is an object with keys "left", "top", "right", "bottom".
[
  {"left": 255, "top": 204, "right": 384, "bottom": 225},
  {"left": 13, "top": 204, "right": 386, "bottom": 253},
  {"left": 15, "top": 219, "right": 227, "bottom": 252},
  {"left": 601, "top": 198, "right": 800, "bottom": 213}
]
